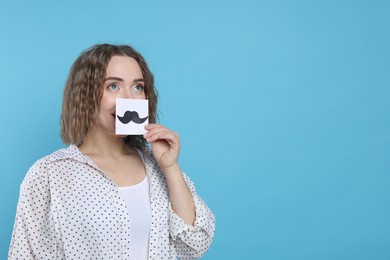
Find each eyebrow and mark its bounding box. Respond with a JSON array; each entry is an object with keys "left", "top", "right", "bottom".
[{"left": 104, "top": 77, "right": 144, "bottom": 83}]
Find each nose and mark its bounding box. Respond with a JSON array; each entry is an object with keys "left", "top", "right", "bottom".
[{"left": 121, "top": 89, "right": 135, "bottom": 99}]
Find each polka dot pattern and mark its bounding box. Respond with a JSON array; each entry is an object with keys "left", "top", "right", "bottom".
[{"left": 9, "top": 145, "right": 215, "bottom": 259}]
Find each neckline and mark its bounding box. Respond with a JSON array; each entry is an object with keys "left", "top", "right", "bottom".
[{"left": 117, "top": 176, "right": 148, "bottom": 190}]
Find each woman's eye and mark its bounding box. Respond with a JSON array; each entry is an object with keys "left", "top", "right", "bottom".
[
  {"left": 107, "top": 84, "right": 119, "bottom": 91},
  {"left": 133, "top": 84, "right": 145, "bottom": 92}
]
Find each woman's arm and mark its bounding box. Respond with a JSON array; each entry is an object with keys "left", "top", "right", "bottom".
[
  {"left": 144, "top": 124, "right": 195, "bottom": 224},
  {"left": 161, "top": 163, "right": 196, "bottom": 224},
  {"left": 144, "top": 124, "right": 216, "bottom": 258}
]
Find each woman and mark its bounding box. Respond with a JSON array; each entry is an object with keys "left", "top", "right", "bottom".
[{"left": 9, "top": 44, "right": 215, "bottom": 259}]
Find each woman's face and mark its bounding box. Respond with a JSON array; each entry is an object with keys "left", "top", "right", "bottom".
[{"left": 96, "top": 55, "right": 146, "bottom": 135}]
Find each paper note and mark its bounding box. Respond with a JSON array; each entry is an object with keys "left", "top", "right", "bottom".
[{"left": 116, "top": 98, "right": 149, "bottom": 135}]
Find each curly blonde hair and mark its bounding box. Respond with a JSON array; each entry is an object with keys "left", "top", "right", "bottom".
[{"left": 61, "top": 44, "right": 158, "bottom": 148}]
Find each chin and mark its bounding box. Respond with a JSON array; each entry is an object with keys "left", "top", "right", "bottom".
[{"left": 115, "top": 134, "right": 129, "bottom": 138}]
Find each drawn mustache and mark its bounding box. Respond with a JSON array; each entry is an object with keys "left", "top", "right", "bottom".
[{"left": 117, "top": 111, "right": 148, "bottom": 124}]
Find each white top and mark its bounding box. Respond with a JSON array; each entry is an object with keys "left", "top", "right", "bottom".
[
  {"left": 118, "top": 177, "right": 151, "bottom": 260},
  {"left": 9, "top": 145, "right": 216, "bottom": 259}
]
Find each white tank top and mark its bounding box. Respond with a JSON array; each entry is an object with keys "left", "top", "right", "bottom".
[{"left": 118, "top": 176, "right": 151, "bottom": 259}]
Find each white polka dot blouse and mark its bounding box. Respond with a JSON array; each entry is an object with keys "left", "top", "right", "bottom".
[{"left": 9, "top": 145, "right": 216, "bottom": 259}]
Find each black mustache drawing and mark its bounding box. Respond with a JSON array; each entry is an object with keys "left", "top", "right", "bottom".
[{"left": 117, "top": 111, "right": 148, "bottom": 124}]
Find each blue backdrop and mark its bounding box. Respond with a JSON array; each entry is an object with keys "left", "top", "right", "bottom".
[{"left": 1, "top": 0, "right": 389, "bottom": 259}]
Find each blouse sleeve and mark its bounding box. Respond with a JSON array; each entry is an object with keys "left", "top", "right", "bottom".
[
  {"left": 8, "top": 158, "right": 58, "bottom": 260},
  {"left": 168, "top": 172, "right": 216, "bottom": 259}
]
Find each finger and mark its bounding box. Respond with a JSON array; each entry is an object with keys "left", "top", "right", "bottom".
[
  {"left": 144, "top": 125, "right": 172, "bottom": 139},
  {"left": 145, "top": 123, "right": 164, "bottom": 130},
  {"left": 146, "top": 130, "right": 178, "bottom": 143},
  {"left": 144, "top": 127, "right": 169, "bottom": 139},
  {"left": 147, "top": 131, "right": 180, "bottom": 148},
  {"left": 154, "top": 132, "right": 180, "bottom": 150}
]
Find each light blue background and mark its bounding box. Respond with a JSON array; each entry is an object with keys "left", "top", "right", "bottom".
[{"left": 1, "top": 0, "right": 389, "bottom": 259}]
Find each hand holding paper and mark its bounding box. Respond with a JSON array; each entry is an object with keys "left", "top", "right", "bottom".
[{"left": 144, "top": 124, "right": 181, "bottom": 170}]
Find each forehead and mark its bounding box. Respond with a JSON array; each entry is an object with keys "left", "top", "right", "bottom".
[{"left": 106, "top": 55, "right": 143, "bottom": 78}]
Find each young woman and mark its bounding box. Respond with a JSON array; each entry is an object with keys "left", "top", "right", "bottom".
[{"left": 9, "top": 44, "right": 215, "bottom": 259}]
